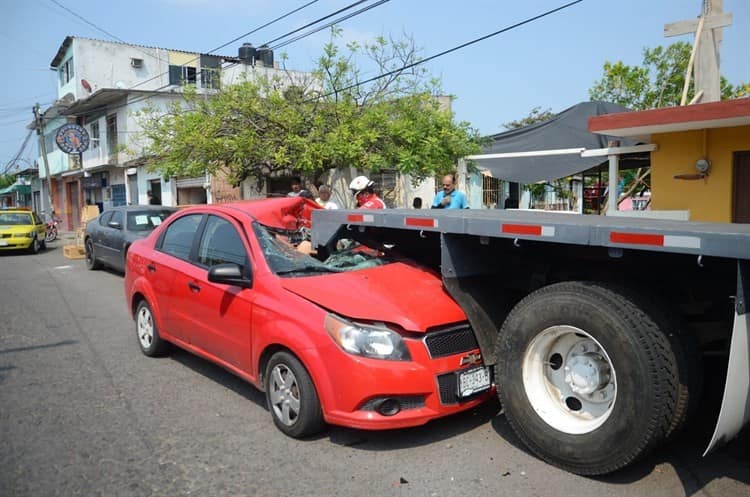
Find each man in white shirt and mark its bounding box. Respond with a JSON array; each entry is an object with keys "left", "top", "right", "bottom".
[{"left": 316, "top": 185, "right": 339, "bottom": 209}]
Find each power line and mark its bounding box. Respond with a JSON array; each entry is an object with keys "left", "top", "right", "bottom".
[
  {"left": 127, "top": 0, "right": 322, "bottom": 92},
  {"left": 29, "top": 0, "right": 323, "bottom": 132},
  {"left": 271, "top": 0, "right": 390, "bottom": 50},
  {"left": 49, "top": 0, "right": 124, "bottom": 44},
  {"left": 0, "top": 118, "right": 35, "bottom": 126},
  {"left": 206, "top": 0, "right": 322, "bottom": 59},
  {"left": 7, "top": 1, "right": 330, "bottom": 178},
  {"left": 1, "top": 93, "right": 56, "bottom": 107},
  {"left": 48, "top": 0, "right": 171, "bottom": 69},
  {"left": 219, "top": 1, "right": 392, "bottom": 83},
  {"left": 46, "top": 0, "right": 580, "bottom": 133},
  {"left": 263, "top": 0, "right": 370, "bottom": 47},
  {"left": 63, "top": 0, "right": 383, "bottom": 118},
  {"left": 3, "top": 128, "right": 34, "bottom": 176},
  {"left": 310, "top": 0, "right": 584, "bottom": 102}
]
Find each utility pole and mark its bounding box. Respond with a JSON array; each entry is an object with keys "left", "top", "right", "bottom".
[
  {"left": 33, "top": 103, "right": 55, "bottom": 217},
  {"left": 664, "top": 0, "right": 733, "bottom": 103}
]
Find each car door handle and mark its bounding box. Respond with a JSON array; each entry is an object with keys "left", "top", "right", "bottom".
[
  {"left": 146, "top": 264, "right": 156, "bottom": 272},
  {"left": 188, "top": 282, "right": 201, "bottom": 293}
]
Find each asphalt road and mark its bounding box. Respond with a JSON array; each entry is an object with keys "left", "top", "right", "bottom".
[{"left": 1, "top": 243, "right": 748, "bottom": 497}]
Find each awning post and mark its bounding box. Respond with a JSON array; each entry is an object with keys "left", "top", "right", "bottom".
[{"left": 608, "top": 153, "right": 619, "bottom": 213}]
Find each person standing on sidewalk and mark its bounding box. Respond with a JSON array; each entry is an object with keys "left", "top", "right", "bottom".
[{"left": 432, "top": 173, "right": 468, "bottom": 209}]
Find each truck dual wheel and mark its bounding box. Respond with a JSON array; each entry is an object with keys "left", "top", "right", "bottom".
[{"left": 495, "top": 282, "right": 681, "bottom": 475}]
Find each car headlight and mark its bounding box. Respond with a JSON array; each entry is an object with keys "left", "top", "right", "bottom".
[
  {"left": 325, "top": 314, "right": 411, "bottom": 361},
  {"left": 25, "top": 231, "right": 35, "bottom": 238}
]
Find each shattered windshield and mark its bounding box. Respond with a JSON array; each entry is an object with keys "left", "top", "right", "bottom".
[{"left": 253, "top": 223, "right": 390, "bottom": 277}]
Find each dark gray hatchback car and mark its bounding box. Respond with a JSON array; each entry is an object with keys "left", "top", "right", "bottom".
[{"left": 84, "top": 205, "right": 177, "bottom": 272}]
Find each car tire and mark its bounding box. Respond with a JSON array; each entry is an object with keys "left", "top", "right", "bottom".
[
  {"left": 135, "top": 300, "right": 169, "bottom": 357},
  {"left": 265, "top": 351, "right": 324, "bottom": 438},
  {"left": 85, "top": 238, "right": 101, "bottom": 270},
  {"left": 29, "top": 235, "right": 40, "bottom": 254},
  {"left": 495, "top": 281, "right": 679, "bottom": 475},
  {"left": 121, "top": 244, "right": 130, "bottom": 274}
]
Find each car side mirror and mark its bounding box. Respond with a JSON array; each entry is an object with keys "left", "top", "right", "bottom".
[
  {"left": 108, "top": 221, "right": 122, "bottom": 229},
  {"left": 207, "top": 263, "right": 253, "bottom": 289}
]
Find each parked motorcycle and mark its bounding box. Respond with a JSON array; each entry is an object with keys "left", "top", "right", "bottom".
[{"left": 45, "top": 216, "right": 60, "bottom": 243}]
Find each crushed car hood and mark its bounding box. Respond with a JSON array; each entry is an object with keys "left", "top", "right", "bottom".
[{"left": 279, "top": 262, "right": 466, "bottom": 332}]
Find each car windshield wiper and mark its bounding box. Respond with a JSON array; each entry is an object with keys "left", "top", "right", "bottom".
[{"left": 275, "top": 265, "right": 342, "bottom": 275}]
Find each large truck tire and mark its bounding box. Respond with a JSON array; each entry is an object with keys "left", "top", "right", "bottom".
[
  {"left": 494, "top": 281, "right": 680, "bottom": 475},
  {"left": 619, "top": 288, "right": 703, "bottom": 438}
]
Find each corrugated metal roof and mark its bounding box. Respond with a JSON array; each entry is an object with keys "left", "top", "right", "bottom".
[
  {"left": 50, "top": 35, "right": 233, "bottom": 68},
  {"left": 0, "top": 184, "right": 32, "bottom": 196}
]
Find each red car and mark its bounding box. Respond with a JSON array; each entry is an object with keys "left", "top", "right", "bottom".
[{"left": 124, "top": 197, "right": 492, "bottom": 437}]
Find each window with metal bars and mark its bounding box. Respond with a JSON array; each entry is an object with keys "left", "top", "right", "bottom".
[
  {"left": 106, "top": 114, "right": 118, "bottom": 161},
  {"left": 482, "top": 175, "right": 502, "bottom": 208},
  {"left": 90, "top": 122, "right": 100, "bottom": 150}
]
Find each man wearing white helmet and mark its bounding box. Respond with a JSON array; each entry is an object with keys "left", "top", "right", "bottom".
[{"left": 349, "top": 175, "right": 386, "bottom": 209}]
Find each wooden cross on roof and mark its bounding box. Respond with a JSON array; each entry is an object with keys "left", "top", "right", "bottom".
[{"left": 664, "top": 0, "right": 733, "bottom": 103}]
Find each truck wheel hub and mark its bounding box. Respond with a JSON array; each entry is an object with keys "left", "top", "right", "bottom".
[{"left": 565, "top": 352, "right": 610, "bottom": 395}]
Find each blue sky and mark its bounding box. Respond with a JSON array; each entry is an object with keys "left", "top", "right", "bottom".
[{"left": 2, "top": 0, "right": 748, "bottom": 174}]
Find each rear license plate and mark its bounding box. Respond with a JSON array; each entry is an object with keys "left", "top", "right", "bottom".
[{"left": 457, "top": 366, "right": 491, "bottom": 397}]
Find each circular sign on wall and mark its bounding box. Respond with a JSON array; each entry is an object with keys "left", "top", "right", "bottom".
[{"left": 55, "top": 123, "right": 90, "bottom": 154}]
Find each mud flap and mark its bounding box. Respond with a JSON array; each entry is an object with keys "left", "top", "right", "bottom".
[{"left": 705, "top": 260, "right": 750, "bottom": 455}]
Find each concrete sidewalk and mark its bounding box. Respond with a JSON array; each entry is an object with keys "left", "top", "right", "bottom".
[{"left": 56, "top": 231, "right": 80, "bottom": 243}]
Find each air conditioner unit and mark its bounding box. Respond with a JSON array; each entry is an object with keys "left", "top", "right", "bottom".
[{"left": 130, "top": 58, "right": 143, "bottom": 68}]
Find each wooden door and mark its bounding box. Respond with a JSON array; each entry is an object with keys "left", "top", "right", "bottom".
[{"left": 733, "top": 151, "right": 750, "bottom": 223}]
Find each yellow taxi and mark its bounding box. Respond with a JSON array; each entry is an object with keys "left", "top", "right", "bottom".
[{"left": 0, "top": 208, "right": 47, "bottom": 253}]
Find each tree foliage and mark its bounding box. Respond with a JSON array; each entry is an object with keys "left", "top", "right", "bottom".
[
  {"left": 136, "top": 31, "right": 483, "bottom": 188},
  {"left": 589, "top": 41, "right": 747, "bottom": 110},
  {"left": 0, "top": 175, "right": 13, "bottom": 189},
  {"left": 502, "top": 106, "right": 555, "bottom": 130}
]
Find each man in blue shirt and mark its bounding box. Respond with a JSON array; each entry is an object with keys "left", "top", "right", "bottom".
[{"left": 432, "top": 174, "right": 468, "bottom": 209}]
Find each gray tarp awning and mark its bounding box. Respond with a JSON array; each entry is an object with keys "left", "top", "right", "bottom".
[{"left": 474, "top": 101, "right": 641, "bottom": 183}]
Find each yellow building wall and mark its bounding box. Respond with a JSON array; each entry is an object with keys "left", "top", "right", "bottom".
[
  {"left": 168, "top": 51, "right": 198, "bottom": 67},
  {"left": 651, "top": 125, "right": 750, "bottom": 222}
]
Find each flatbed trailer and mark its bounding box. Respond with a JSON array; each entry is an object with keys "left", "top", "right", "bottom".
[{"left": 311, "top": 207, "right": 750, "bottom": 475}]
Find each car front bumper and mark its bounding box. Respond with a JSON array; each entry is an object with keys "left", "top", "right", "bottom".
[
  {"left": 313, "top": 338, "right": 494, "bottom": 430},
  {"left": 0, "top": 235, "right": 34, "bottom": 250}
]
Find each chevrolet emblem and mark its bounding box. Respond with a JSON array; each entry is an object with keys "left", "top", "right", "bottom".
[{"left": 459, "top": 352, "right": 482, "bottom": 366}]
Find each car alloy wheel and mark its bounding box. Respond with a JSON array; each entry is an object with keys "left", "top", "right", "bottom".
[
  {"left": 134, "top": 300, "right": 168, "bottom": 357},
  {"left": 85, "top": 238, "right": 101, "bottom": 270},
  {"left": 269, "top": 363, "right": 301, "bottom": 427},
  {"left": 265, "top": 351, "right": 324, "bottom": 438},
  {"left": 137, "top": 305, "right": 155, "bottom": 350}
]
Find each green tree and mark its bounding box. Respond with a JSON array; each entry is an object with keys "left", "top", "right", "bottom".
[
  {"left": 589, "top": 41, "right": 747, "bottom": 110},
  {"left": 502, "top": 106, "right": 554, "bottom": 130},
  {"left": 136, "top": 31, "right": 483, "bottom": 189}
]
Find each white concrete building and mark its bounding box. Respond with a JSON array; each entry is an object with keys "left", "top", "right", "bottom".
[{"left": 38, "top": 36, "right": 306, "bottom": 229}]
